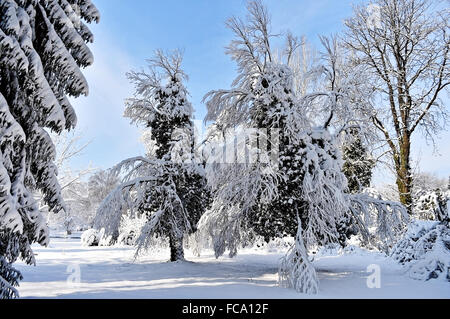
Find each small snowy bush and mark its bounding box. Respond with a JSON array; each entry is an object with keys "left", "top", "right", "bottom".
[
  {"left": 391, "top": 220, "right": 450, "bottom": 281},
  {"left": 117, "top": 214, "right": 147, "bottom": 246},
  {"left": 81, "top": 228, "right": 116, "bottom": 247},
  {"left": 98, "top": 228, "right": 116, "bottom": 246},
  {"left": 81, "top": 229, "right": 100, "bottom": 247},
  {"left": 414, "top": 189, "right": 449, "bottom": 222}
]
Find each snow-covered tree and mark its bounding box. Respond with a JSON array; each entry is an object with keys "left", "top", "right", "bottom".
[
  {"left": 202, "top": 0, "right": 346, "bottom": 243},
  {"left": 291, "top": 35, "right": 380, "bottom": 249},
  {"left": 342, "top": 128, "right": 375, "bottom": 193},
  {"left": 343, "top": 0, "right": 450, "bottom": 213},
  {"left": 200, "top": 1, "right": 411, "bottom": 294},
  {"left": 44, "top": 130, "right": 94, "bottom": 234},
  {"left": 200, "top": 0, "right": 352, "bottom": 294},
  {"left": 0, "top": 0, "right": 99, "bottom": 298},
  {"left": 94, "top": 50, "right": 210, "bottom": 261}
]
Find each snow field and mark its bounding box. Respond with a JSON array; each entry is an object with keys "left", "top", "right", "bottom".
[{"left": 15, "top": 238, "right": 449, "bottom": 299}]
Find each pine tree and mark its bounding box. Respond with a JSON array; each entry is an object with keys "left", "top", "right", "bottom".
[
  {"left": 201, "top": 1, "right": 410, "bottom": 294},
  {"left": 202, "top": 0, "right": 348, "bottom": 252},
  {"left": 338, "top": 127, "right": 375, "bottom": 246},
  {"left": 0, "top": 0, "right": 99, "bottom": 298},
  {"left": 95, "top": 50, "right": 210, "bottom": 261},
  {"left": 200, "top": 2, "right": 353, "bottom": 295},
  {"left": 342, "top": 128, "right": 375, "bottom": 193}
]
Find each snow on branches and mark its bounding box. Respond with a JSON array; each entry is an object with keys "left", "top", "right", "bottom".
[
  {"left": 348, "top": 189, "right": 410, "bottom": 254},
  {"left": 414, "top": 189, "right": 449, "bottom": 223},
  {"left": 95, "top": 50, "right": 209, "bottom": 262},
  {"left": 199, "top": 0, "right": 411, "bottom": 295},
  {"left": 279, "top": 219, "right": 319, "bottom": 294},
  {"left": 295, "top": 128, "right": 349, "bottom": 249},
  {"left": 0, "top": 256, "right": 22, "bottom": 299},
  {"left": 200, "top": 0, "right": 351, "bottom": 294},
  {"left": 391, "top": 220, "right": 449, "bottom": 282},
  {"left": 0, "top": 0, "right": 99, "bottom": 298},
  {"left": 200, "top": 136, "right": 281, "bottom": 257}
]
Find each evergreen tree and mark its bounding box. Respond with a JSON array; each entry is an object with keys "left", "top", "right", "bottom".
[
  {"left": 0, "top": 0, "right": 99, "bottom": 298},
  {"left": 415, "top": 189, "right": 449, "bottom": 223},
  {"left": 95, "top": 50, "right": 210, "bottom": 261},
  {"left": 342, "top": 128, "right": 375, "bottom": 193},
  {"left": 337, "top": 127, "right": 375, "bottom": 246},
  {"left": 201, "top": 1, "right": 351, "bottom": 294},
  {"left": 201, "top": 1, "right": 408, "bottom": 294},
  {"left": 202, "top": 0, "right": 348, "bottom": 252}
]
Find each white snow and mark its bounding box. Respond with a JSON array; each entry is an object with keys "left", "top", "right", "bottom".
[{"left": 14, "top": 237, "right": 449, "bottom": 299}]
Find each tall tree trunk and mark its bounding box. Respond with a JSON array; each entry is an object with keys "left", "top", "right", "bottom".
[
  {"left": 169, "top": 233, "right": 185, "bottom": 262},
  {"left": 396, "top": 135, "right": 413, "bottom": 214}
]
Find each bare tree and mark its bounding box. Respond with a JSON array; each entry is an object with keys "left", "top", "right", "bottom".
[
  {"left": 43, "top": 131, "right": 94, "bottom": 234},
  {"left": 343, "top": 0, "right": 450, "bottom": 213},
  {"left": 277, "top": 35, "right": 319, "bottom": 98}
]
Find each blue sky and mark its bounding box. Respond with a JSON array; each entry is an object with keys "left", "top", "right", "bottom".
[{"left": 70, "top": 0, "right": 449, "bottom": 184}]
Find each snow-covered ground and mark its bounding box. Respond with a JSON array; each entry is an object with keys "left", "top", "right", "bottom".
[{"left": 15, "top": 238, "right": 449, "bottom": 299}]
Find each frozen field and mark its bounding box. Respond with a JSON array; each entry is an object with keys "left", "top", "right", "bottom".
[{"left": 14, "top": 237, "right": 449, "bottom": 299}]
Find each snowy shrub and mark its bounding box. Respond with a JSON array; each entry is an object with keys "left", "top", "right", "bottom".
[
  {"left": 81, "top": 229, "right": 100, "bottom": 247},
  {"left": 313, "top": 241, "right": 378, "bottom": 258},
  {"left": 250, "top": 236, "right": 294, "bottom": 253},
  {"left": 97, "top": 228, "right": 120, "bottom": 246},
  {"left": 98, "top": 233, "right": 115, "bottom": 246},
  {"left": 81, "top": 228, "right": 117, "bottom": 247},
  {"left": 391, "top": 220, "right": 450, "bottom": 281},
  {"left": 414, "top": 189, "right": 449, "bottom": 222},
  {"left": 347, "top": 188, "right": 409, "bottom": 253},
  {"left": 117, "top": 214, "right": 147, "bottom": 246}
]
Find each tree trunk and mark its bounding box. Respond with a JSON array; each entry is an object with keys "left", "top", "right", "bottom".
[
  {"left": 169, "top": 233, "right": 185, "bottom": 262},
  {"left": 395, "top": 135, "right": 413, "bottom": 214}
]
